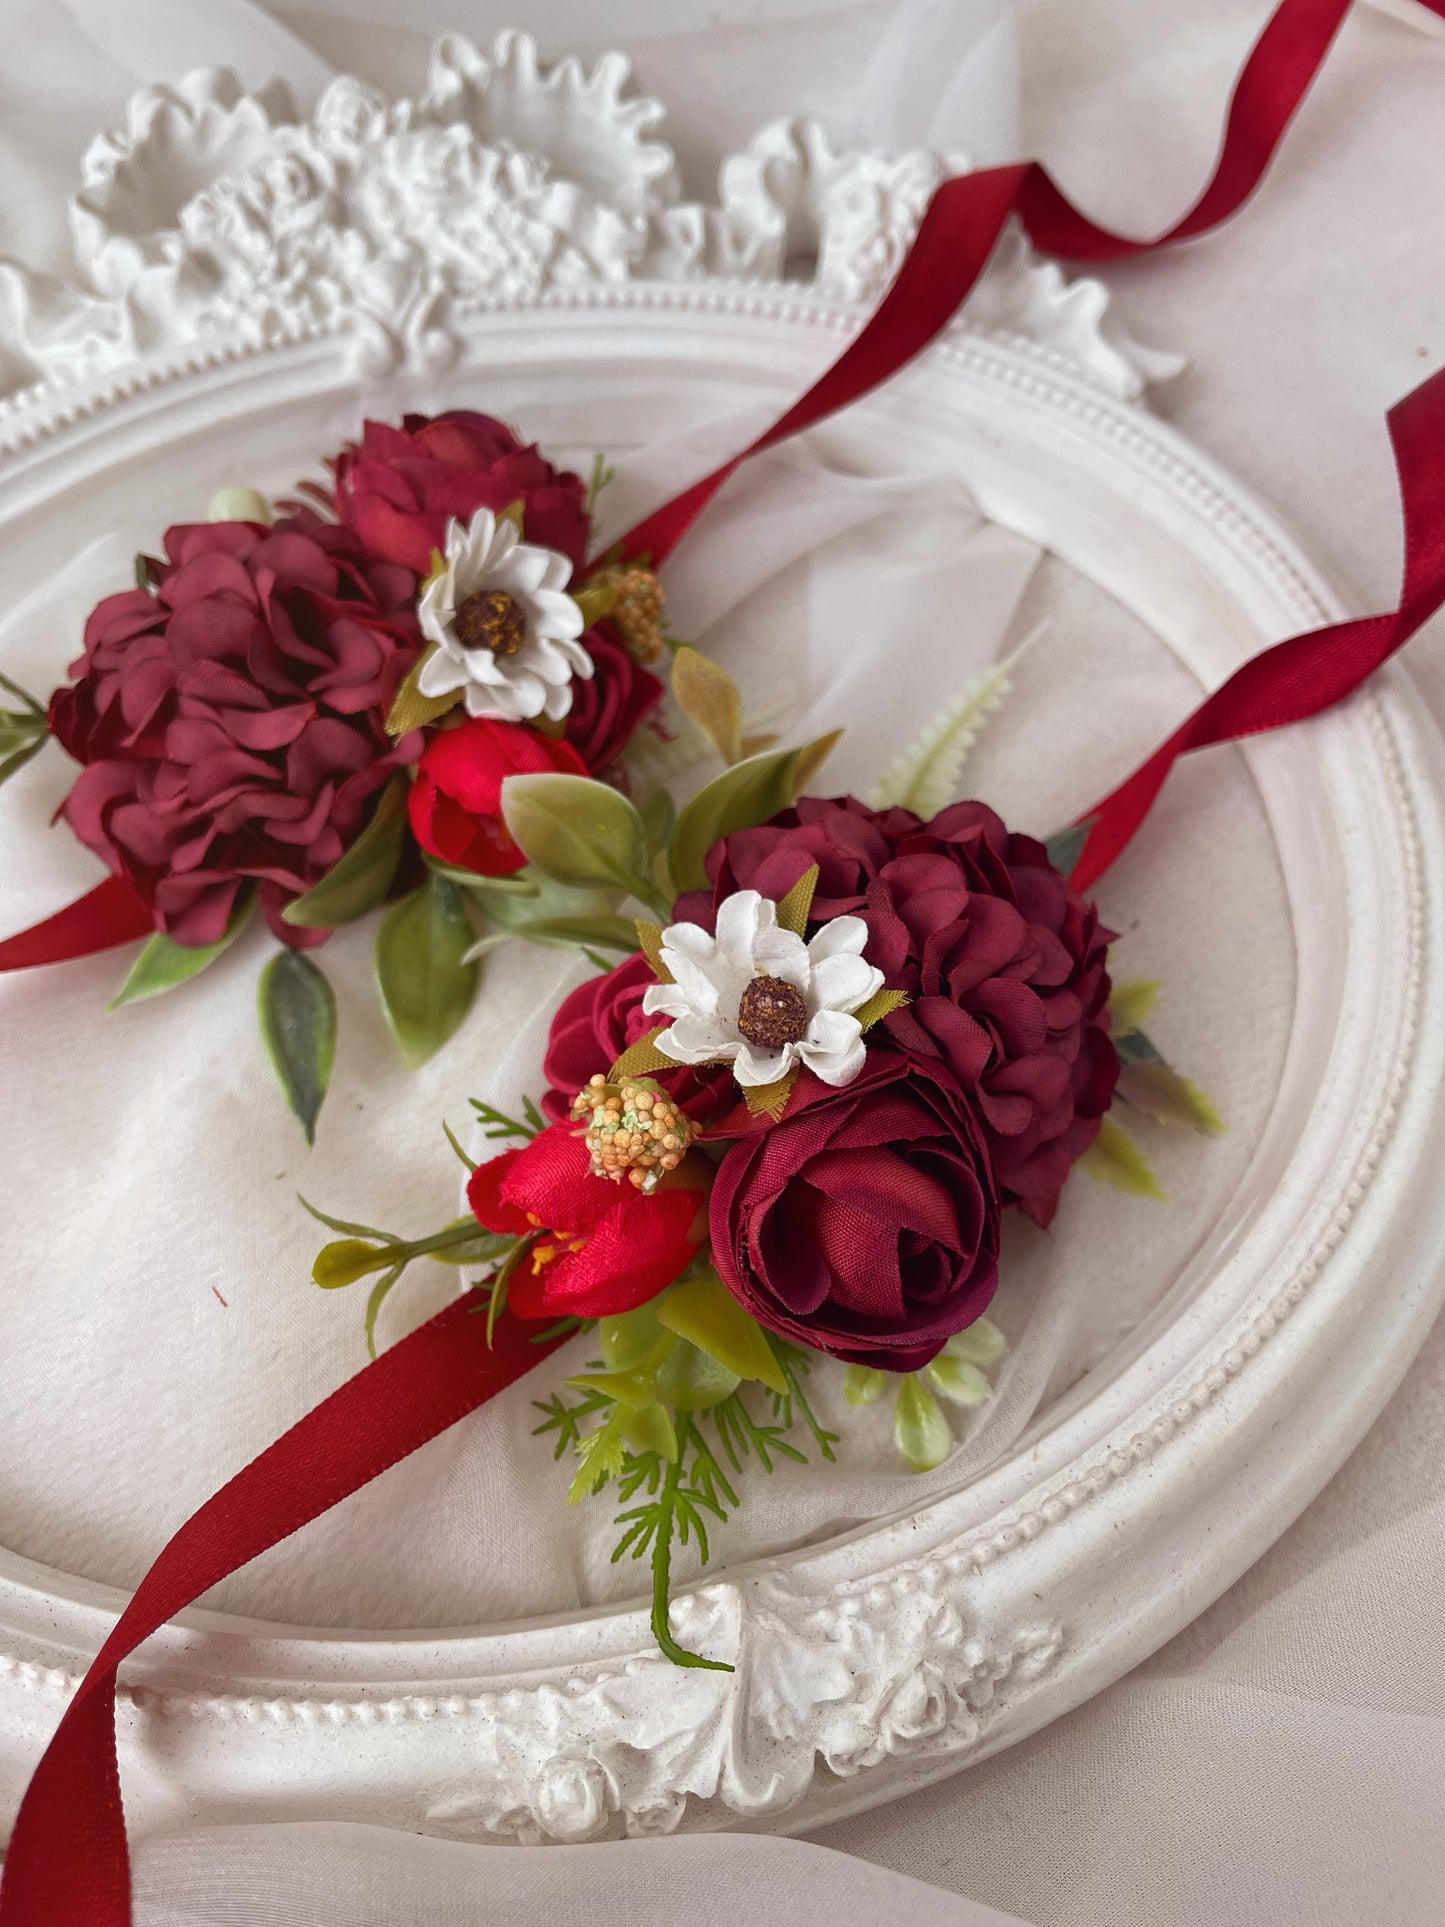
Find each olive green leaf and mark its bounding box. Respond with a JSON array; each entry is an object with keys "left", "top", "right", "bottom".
[
  {"left": 598, "top": 1303, "right": 674, "bottom": 1373},
  {"left": 894, "top": 1375, "right": 952, "bottom": 1471},
  {"left": 1117, "top": 1060, "right": 1225, "bottom": 1134},
  {"left": 620, "top": 1400, "right": 680, "bottom": 1460},
  {"left": 312, "top": 1238, "right": 397, "bottom": 1289},
  {"left": 110, "top": 896, "right": 254, "bottom": 1008},
  {"left": 774, "top": 864, "right": 819, "bottom": 937},
  {"left": 374, "top": 873, "right": 479, "bottom": 1069},
  {"left": 565, "top": 1367, "right": 659, "bottom": 1410},
  {"left": 1043, "top": 816, "right": 1096, "bottom": 876},
  {"left": 672, "top": 645, "right": 744, "bottom": 765},
  {"left": 791, "top": 727, "right": 844, "bottom": 795},
  {"left": 0, "top": 672, "right": 48, "bottom": 788},
  {"left": 609, "top": 1024, "right": 678, "bottom": 1081},
  {"left": 635, "top": 784, "right": 676, "bottom": 857},
  {"left": 742, "top": 1066, "right": 797, "bottom": 1118},
  {"left": 851, "top": 985, "right": 909, "bottom": 1034},
  {"left": 283, "top": 778, "right": 409, "bottom": 929},
  {"left": 943, "top": 1316, "right": 1006, "bottom": 1366},
  {"left": 258, "top": 948, "right": 338, "bottom": 1146},
  {"left": 844, "top": 1364, "right": 887, "bottom": 1407},
  {"left": 571, "top": 575, "right": 617, "bottom": 628},
  {"left": 385, "top": 647, "right": 463, "bottom": 736},
  {"left": 501, "top": 772, "right": 656, "bottom": 901},
  {"left": 635, "top": 919, "right": 671, "bottom": 980},
  {"left": 869, "top": 628, "right": 1039, "bottom": 818},
  {"left": 1109, "top": 977, "right": 1163, "bottom": 1037},
  {"left": 461, "top": 911, "right": 640, "bottom": 965},
  {"left": 654, "top": 1338, "right": 741, "bottom": 1412},
  {"left": 655, "top": 1272, "right": 788, "bottom": 1394},
  {"left": 1078, "top": 1114, "right": 1167, "bottom": 1200},
  {"left": 0, "top": 736, "right": 46, "bottom": 787},
  {"left": 668, "top": 745, "right": 803, "bottom": 893},
  {"left": 923, "top": 1354, "right": 992, "bottom": 1406}
]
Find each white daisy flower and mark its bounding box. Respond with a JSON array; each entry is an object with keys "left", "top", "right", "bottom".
[
  {"left": 416, "top": 506, "right": 591, "bottom": 724},
  {"left": 643, "top": 889, "right": 885, "bottom": 1089}
]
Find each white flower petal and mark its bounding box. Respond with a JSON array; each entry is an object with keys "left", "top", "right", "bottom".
[
  {"left": 753, "top": 926, "right": 810, "bottom": 989},
  {"left": 642, "top": 982, "right": 693, "bottom": 1021},
  {"left": 715, "top": 891, "right": 769, "bottom": 970},
  {"left": 807, "top": 915, "right": 872, "bottom": 961},
  {"left": 417, "top": 650, "right": 467, "bottom": 698},
  {"left": 500, "top": 545, "right": 551, "bottom": 597},
  {"left": 661, "top": 950, "right": 723, "bottom": 1014},
  {"left": 799, "top": 1011, "right": 867, "bottom": 1086},
  {"left": 541, "top": 678, "right": 574, "bottom": 721},
  {"left": 733, "top": 1039, "right": 794, "bottom": 1087},
  {"left": 658, "top": 922, "right": 720, "bottom": 969},
  {"left": 532, "top": 588, "right": 586, "bottom": 638},
  {"left": 659, "top": 1014, "right": 739, "bottom": 1063},
  {"left": 810, "top": 952, "right": 884, "bottom": 1013}
]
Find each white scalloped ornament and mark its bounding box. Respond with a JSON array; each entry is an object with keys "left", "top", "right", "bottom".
[{"left": 0, "top": 30, "right": 1180, "bottom": 407}]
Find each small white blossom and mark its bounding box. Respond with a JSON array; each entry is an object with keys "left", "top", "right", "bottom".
[
  {"left": 417, "top": 506, "right": 590, "bottom": 723},
  {"left": 643, "top": 889, "right": 884, "bottom": 1089}
]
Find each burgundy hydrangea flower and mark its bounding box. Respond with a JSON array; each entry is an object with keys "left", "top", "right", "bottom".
[
  {"left": 49, "top": 517, "right": 422, "bottom": 947},
  {"left": 332, "top": 412, "right": 592, "bottom": 578},
  {"left": 709, "top": 1047, "right": 1001, "bottom": 1370},
  {"left": 676, "top": 796, "right": 1118, "bottom": 1226}
]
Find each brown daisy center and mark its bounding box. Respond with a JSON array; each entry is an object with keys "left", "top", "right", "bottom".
[
  {"left": 455, "top": 589, "right": 527, "bottom": 656},
  {"left": 736, "top": 974, "right": 809, "bottom": 1050}
]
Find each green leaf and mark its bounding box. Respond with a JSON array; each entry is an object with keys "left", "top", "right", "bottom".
[
  {"left": 110, "top": 896, "right": 253, "bottom": 1007},
  {"left": 655, "top": 1272, "right": 788, "bottom": 1394},
  {"left": 1117, "top": 1060, "right": 1225, "bottom": 1134},
  {"left": 894, "top": 1375, "right": 952, "bottom": 1471},
  {"left": 774, "top": 864, "right": 818, "bottom": 937},
  {"left": 668, "top": 746, "right": 803, "bottom": 893},
  {"left": 791, "top": 728, "right": 843, "bottom": 795},
  {"left": 944, "top": 1316, "right": 1006, "bottom": 1366},
  {"left": 0, "top": 736, "right": 46, "bottom": 787},
  {"left": 501, "top": 772, "right": 654, "bottom": 899},
  {"left": 654, "top": 1338, "right": 742, "bottom": 1412},
  {"left": 869, "top": 628, "right": 1038, "bottom": 817},
  {"left": 672, "top": 645, "right": 743, "bottom": 764},
  {"left": 385, "top": 646, "right": 464, "bottom": 735},
  {"left": 313, "top": 1238, "right": 396, "bottom": 1289},
  {"left": 364, "top": 1261, "right": 405, "bottom": 1360},
  {"left": 621, "top": 1401, "right": 679, "bottom": 1460},
  {"left": 844, "top": 1365, "right": 887, "bottom": 1407},
  {"left": 566, "top": 1367, "right": 660, "bottom": 1409},
  {"left": 1109, "top": 977, "right": 1163, "bottom": 1037},
  {"left": 599, "top": 1304, "right": 673, "bottom": 1373},
  {"left": 1043, "top": 817, "right": 1095, "bottom": 876},
  {"left": 635, "top": 784, "right": 676, "bottom": 857},
  {"left": 282, "top": 779, "right": 408, "bottom": 929},
  {"left": 923, "top": 1354, "right": 992, "bottom": 1407},
  {"left": 1078, "top": 1114, "right": 1167, "bottom": 1200},
  {"left": 257, "top": 949, "right": 337, "bottom": 1145},
  {"left": 374, "top": 874, "right": 480, "bottom": 1070},
  {"left": 462, "top": 911, "right": 640, "bottom": 964}
]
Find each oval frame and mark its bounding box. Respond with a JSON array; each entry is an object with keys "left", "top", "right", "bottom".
[{"left": 2, "top": 286, "right": 1443, "bottom": 1847}]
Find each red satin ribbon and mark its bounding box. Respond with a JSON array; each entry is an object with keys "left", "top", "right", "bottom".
[
  {"left": 610, "top": 0, "right": 1396, "bottom": 571},
  {"left": 1070, "top": 365, "right": 1445, "bottom": 891},
  {"left": 4, "top": 3, "right": 1443, "bottom": 1922},
  {"left": 0, "top": 1303, "right": 567, "bottom": 1927},
  {"left": 0, "top": 875, "right": 151, "bottom": 971}
]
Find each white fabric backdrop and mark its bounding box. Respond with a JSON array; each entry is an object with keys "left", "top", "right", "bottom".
[{"left": 0, "top": 1, "right": 1442, "bottom": 1923}]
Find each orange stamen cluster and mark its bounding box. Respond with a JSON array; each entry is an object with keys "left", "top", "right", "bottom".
[{"left": 607, "top": 567, "right": 666, "bottom": 665}]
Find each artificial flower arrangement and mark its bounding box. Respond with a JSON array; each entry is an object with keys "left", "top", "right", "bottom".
[
  {"left": 305, "top": 650, "right": 1220, "bottom": 1669},
  {"left": 0, "top": 413, "right": 718, "bottom": 1139}
]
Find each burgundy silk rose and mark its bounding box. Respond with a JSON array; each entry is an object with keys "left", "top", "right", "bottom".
[
  {"left": 562, "top": 620, "right": 664, "bottom": 775},
  {"left": 709, "top": 1048, "right": 1001, "bottom": 1371},
  {"left": 333, "top": 412, "right": 592, "bottom": 579},
  {"left": 676, "top": 796, "right": 1118, "bottom": 1226},
  {"left": 49, "top": 517, "right": 421, "bottom": 947},
  {"left": 541, "top": 950, "right": 732, "bottom": 1125}
]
